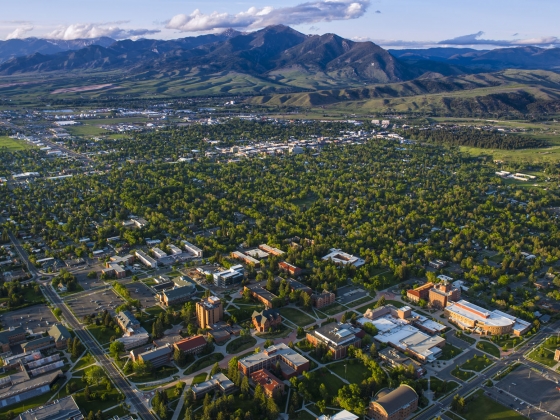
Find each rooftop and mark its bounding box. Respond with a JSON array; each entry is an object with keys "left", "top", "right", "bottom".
[
  {"left": 373, "top": 385, "right": 418, "bottom": 416},
  {"left": 446, "top": 300, "right": 515, "bottom": 327},
  {"left": 18, "top": 396, "right": 83, "bottom": 420},
  {"left": 239, "top": 343, "right": 308, "bottom": 370}
]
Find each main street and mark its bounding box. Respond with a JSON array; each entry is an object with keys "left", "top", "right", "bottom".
[
  {"left": 7, "top": 230, "right": 156, "bottom": 420},
  {"left": 419, "top": 320, "right": 560, "bottom": 420},
  {"left": 41, "top": 283, "right": 156, "bottom": 420}
]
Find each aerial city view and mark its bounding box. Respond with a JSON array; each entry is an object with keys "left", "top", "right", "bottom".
[{"left": 0, "top": 1, "right": 560, "bottom": 420}]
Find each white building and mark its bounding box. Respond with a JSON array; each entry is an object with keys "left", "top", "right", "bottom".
[
  {"left": 152, "top": 248, "right": 167, "bottom": 259},
  {"left": 135, "top": 250, "right": 157, "bottom": 268},
  {"left": 322, "top": 249, "right": 365, "bottom": 267},
  {"left": 182, "top": 240, "right": 203, "bottom": 258}
]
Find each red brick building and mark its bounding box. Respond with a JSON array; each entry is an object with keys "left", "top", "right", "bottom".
[
  {"left": 252, "top": 309, "right": 282, "bottom": 333},
  {"left": 250, "top": 369, "right": 285, "bottom": 398},
  {"left": 278, "top": 261, "right": 302, "bottom": 277},
  {"left": 173, "top": 335, "right": 207, "bottom": 355}
]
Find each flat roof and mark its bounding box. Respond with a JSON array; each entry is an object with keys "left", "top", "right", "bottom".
[
  {"left": 239, "top": 343, "right": 308, "bottom": 369},
  {"left": 18, "top": 395, "right": 83, "bottom": 420},
  {"left": 446, "top": 300, "right": 514, "bottom": 327}
]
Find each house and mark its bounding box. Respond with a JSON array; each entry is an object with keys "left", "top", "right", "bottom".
[
  {"left": 312, "top": 290, "right": 336, "bottom": 308},
  {"left": 250, "top": 369, "right": 285, "bottom": 398},
  {"left": 279, "top": 261, "right": 302, "bottom": 277},
  {"left": 368, "top": 385, "right": 419, "bottom": 420},
  {"left": 306, "top": 323, "right": 363, "bottom": 360},
  {"left": 252, "top": 309, "right": 282, "bottom": 333},
  {"left": 48, "top": 324, "right": 72, "bottom": 349},
  {"left": 173, "top": 335, "right": 207, "bottom": 355},
  {"left": 238, "top": 343, "right": 309, "bottom": 379}
]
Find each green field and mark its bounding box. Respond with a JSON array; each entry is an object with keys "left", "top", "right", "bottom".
[
  {"left": 459, "top": 354, "right": 494, "bottom": 372},
  {"left": 439, "top": 343, "right": 464, "bottom": 360},
  {"left": 66, "top": 124, "right": 108, "bottom": 137},
  {"left": 526, "top": 338, "right": 559, "bottom": 367},
  {"left": 86, "top": 324, "right": 116, "bottom": 345},
  {"left": 0, "top": 136, "right": 30, "bottom": 151},
  {"left": 451, "top": 367, "right": 475, "bottom": 381},
  {"left": 317, "top": 303, "right": 348, "bottom": 316},
  {"left": 328, "top": 360, "right": 370, "bottom": 383},
  {"left": 278, "top": 307, "right": 316, "bottom": 326},
  {"left": 476, "top": 341, "right": 501, "bottom": 358},
  {"left": 191, "top": 372, "right": 208, "bottom": 385},
  {"left": 451, "top": 389, "right": 526, "bottom": 420},
  {"left": 129, "top": 365, "right": 178, "bottom": 383},
  {"left": 185, "top": 353, "right": 224, "bottom": 374},
  {"left": 226, "top": 335, "right": 257, "bottom": 354}
]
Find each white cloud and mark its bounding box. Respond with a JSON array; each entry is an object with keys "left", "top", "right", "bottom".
[
  {"left": 166, "top": 0, "right": 370, "bottom": 32},
  {"left": 6, "top": 26, "right": 34, "bottom": 40},
  {"left": 439, "top": 31, "right": 560, "bottom": 47},
  {"left": 46, "top": 23, "right": 160, "bottom": 40}
]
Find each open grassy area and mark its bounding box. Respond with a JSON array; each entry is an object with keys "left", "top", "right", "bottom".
[
  {"left": 306, "top": 370, "right": 345, "bottom": 401},
  {"left": 451, "top": 388, "right": 526, "bottom": 420},
  {"left": 328, "top": 360, "right": 370, "bottom": 383},
  {"left": 228, "top": 304, "right": 264, "bottom": 321},
  {"left": 185, "top": 353, "right": 224, "bottom": 374},
  {"left": 485, "top": 335, "right": 524, "bottom": 351},
  {"left": 459, "top": 354, "right": 493, "bottom": 372},
  {"left": 129, "top": 365, "right": 178, "bottom": 383},
  {"left": 476, "top": 340, "right": 501, "bottom": 358},
  {"left": 439, "top": 343, "right": 464, "bottom": 360},
  {"left": 66, "top": 124, "right": 109, "bottom": 137},
  {"left": 278, "top": 307, "right": 316, "bottom": 326},
  {"left": 0, "top": 136, "right": 31, "bottom": 151},
  {"left": 256, "top": 325, "right": 292, "bottom": 339},
  {"left": 72, "top": 352, "right": 95, "bottom": 371},
  {"left": 226, "top": 335, "right": 257, "bottom": 354},
  {"left": 74, "top": 380, "right": 123, "bottom": 414},
  {"left": 317, "top": 303, "right": 348, "bottom": 316},
  {"left": 192, "top": 372, "right": 208, "bottom": 385},
  {"left": 526, "top": 338, "right": 559, "bottom": 367},
  {"left": 86, "top": 324, "right": 116, "bottom": 345},
  {"left": 429, "top": 377, "right": 460, "bottom": 399},
  {"left": 451, "top": 367, "right": 475, "bottom": 381},
  {"left": 144, "top": 305, "right": 166, "bottom": 317}
]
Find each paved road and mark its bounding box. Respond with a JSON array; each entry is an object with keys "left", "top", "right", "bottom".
[
  {"left": 42, "top": 283, "right": 156, "bottom": 420},
  {"left": 419, "top": 320, "right": 560, "bottom": 420},
  {"left": 8, "top": 230, "right": 155, "bottom": 420}
]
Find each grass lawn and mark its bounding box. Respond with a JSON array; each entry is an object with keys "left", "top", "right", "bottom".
[
  {"left": 328, "top": 360, "right": 370, "bottom": 383},
  {"left": 526, "top": 342, "right": 558, "bottom": 367},
  {"left": 439, "top": 343, "right": 463, "bottom": 360},
  {"left": 142, "top": 278, "right": 157, "bottom": 286},
  {"left": 278, "top": 307, "right": 315, "bottom": 326},
  {"left": 0, "top": 136, "right": 31, "bottom": 151},
  {"left": 346, "top": 295, "right": 374, "bottom": 308},
  {"left": 185, "top": 353, "right": 224, "bottom": 374},
  {"left": 72, "top": 352, "right": 95, "bottom": 371},
  {"left": 429, "top": 377, "right": 460, "bottom": 399},
  {"left": 74, "top": 382, "right": 123, "bottom": 414},
  {"left": 129, "top": 365, "right": 178, "bottom": 383},
  {"left": 451, "top": 367, "right": 475, "bottom": 381},
  {"left": 307, "top": 370, "right": 345, "bottom": 401},
  {"left": 476, "top": 341, "right": 501, "bottom": 358},
  {"left": 459, "top": 354, "right": 493, "bottom": 372},
  {"left": 228, "top": 304, "right": 264, "bottom": 321},
  {"left": 57, "top": 376, "right": 87, "bottom": 398},
  {"left": 86, "top": 324, "right": 116, "bottom": 345},
  {"left": 454, "top": 332, "right": 476, "bottom": 345},
  {"left": 144, "top": 305, "right": 166, "bottom": 317},
  {"left": 485, "top": 335, "right": 524, "bottom": 351},
  {"left": 256, "top": 325, "right": 292, "bottom": 339},
  {"left": 317, "top": 303, "right": 348, "bottom": 316},
  {"left": 66, "top": 124, "right": 108, "bottom": 137},
  {"left": 226, "top": 335, "right": 257, "bottom": 354},
  {"left": 102, "top": 405, "right": 130, "bottom": 419},
  {"left": 192, "top": 372, "right": 208, "bottom": 385},
  {"left": 452, "top": 388, "right": 525, "bottom": 420}
]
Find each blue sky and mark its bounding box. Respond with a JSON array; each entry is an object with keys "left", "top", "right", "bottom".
[{"left": 1, "top": 0, "right": 558, "bottom": 49}]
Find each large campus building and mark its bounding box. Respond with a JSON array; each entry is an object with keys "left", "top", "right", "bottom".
[
  {"left": 322, "top": 249, "right": 365, "bottom": 267},
  {"left": 306, "top": 323, "right": 363, "bottom": 360},
  {"left": 407, "top": 280, "right": 460, "bottom": 309},
  {"left": 238, "top": 343, "right": 309, "bottom": 379},
  {"left": 196, "top": 296, "right": 223, "bottom": 329},
  {"left": 18, "top": 395, "right": 83, "bottom": 420},
  {"left": 368, "top": 385, "right": 419, "bottom": 420},
  {"left": 444, "top": 300, "right": 532, "bottom": 336},
  {"left": 360, "top": 305, "right": 446, "bottom": 363}
]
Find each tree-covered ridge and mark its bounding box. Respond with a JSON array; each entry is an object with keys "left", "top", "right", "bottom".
[{"left": 402, "top": 127, "right": 548, "bottom": 150}]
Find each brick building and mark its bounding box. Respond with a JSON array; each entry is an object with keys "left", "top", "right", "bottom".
[
  {"left": 238, "top": 343, "right": 309, "bottom": 379},
  {"left": 173, "top": 335, "right": 207, "bottom": 355},
  {"left": 196, "top": 296, "right": 223, "bottom": 329},
  {"left": 368, "top": 385, "right": 418, "bottom": 420},
  {"left": 312, "top": 290, "right": 335, "bottom": 308},
  {"left": 250, "top": 369, "right": 285, "bottom": 398},
  {"left": 278, "top": 261, "right": 302, "bottom": 277},
  {"left": 252, "top": 309, "right": 282, "bottom": 333},
  {"left": 306, "top": 323, "right": 363, "bottom": 360}
]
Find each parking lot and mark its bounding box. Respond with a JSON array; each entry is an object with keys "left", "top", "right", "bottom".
[
  {"left": 495, "top": 364, "right": 560, "bottom": 419},
  {"left": 0, "top": 304, "right": 58, "bottom": 333},
  {"left": 65, "top": 288, "right": 125, "bottom": 319},
  {"left": 124, "top": 281, "right": 158, "bottom": 308},
  {"left": 336, "top": 285, "right": 368, "bottom": 305},
  {"left": 72, "top": 263, "right": 107, "bottom": 290}
]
